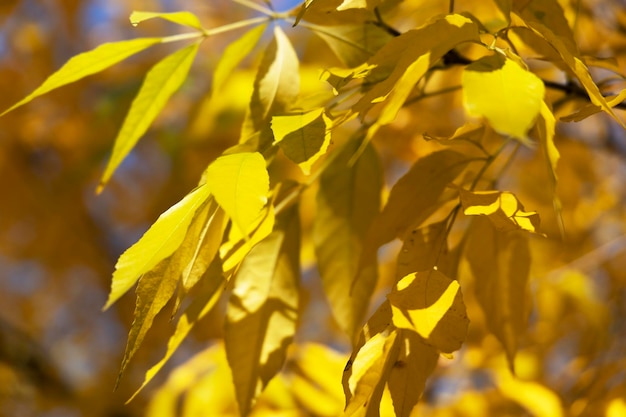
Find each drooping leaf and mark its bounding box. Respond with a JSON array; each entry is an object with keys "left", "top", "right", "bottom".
[
  {"left": 387, "top": 330, "right": 439, "bottom": 417},
  {"left": 510, "top": 9, "right": 626, "bottom": 129},
  {"left": 464, "top": 218, "right": 531, "bottom": 371},
  {"left": 496, "top": 369, "right": 564, "bottom": 417},
  {"left": 424, "top": 122, "right": 486, "bottom": 147},
  {"left": 387, "top": 270, "right": 469, "bottom": 353},
  {"left": 99, "top": 43, "right": 200, "bottom": 191},
  {"left": 181, "top": 201, "right": 227, "bottom": 291},
  {"left": 560, "top": 89, "right": 626, "bottom": 122},
  {"left": 396, "top": 221, "right": 452, "bottom": 280},
  {"left": 272, "top": 108, "right": 332, "bottom": 175},
  {"left": 344, "top": 328, "right": 399, "bottom": 417},
  {"left": 363, "top": 150, "right": 470, "bottom": 257},
  {"left": 309, "top": 23, "right": 392, "bottom": 67},
  {"left": 103, "top": 184, "right": 211, "bottom": 310},
  {"left": 313, "top": 138, "right": 382, "bottom": 340},
  {"left": 130, "top": 10, "right": 206, "bottom": 31},
  {"left": 1, "top": 37, "right": 164, "bottom": 116},
  {"left": 251, "top": 25, "right": 300, "bottom": 125},
  {"left": 225, "top": 205, "right": 301, "bottom": 416},
  {"left": 205, "top": 152, "right": 269, "bottom": 237},
  {"left": 116, "top": 257, "right": 179, "bottom": 386},
  {"left": 129, "top": 260, "right": 226, "bottom": 401},
  {"left": 462, "top": 54, "right": 545, "bottom": 141},
  {"left": 212, "top": 23, "right": 267, "bottom": 94},
  {"left": 459, "top": 189, "right": 541, "bottom": 233},
  {"left": 354, "top": 14, "right": 481, "bottom": 120}
]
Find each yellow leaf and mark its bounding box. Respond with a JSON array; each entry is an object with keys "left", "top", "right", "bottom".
[
  {"left": 465, "top": 218, "right": 531, "bottom": 371},
  {"left": 497, "top": 370, "right": 564, "bottom": 417},
  {"left": 313, "top": 138, "right": 382, "bottom": 340},
  {"left": 103, "top": 184, "right": 211, "bottom": 310},
  {"left": 607, "top": 398, "right": 626, "bottom": 417},
  {"left": 225, "top": 205, "right": 300, "bottom": 416},
  {"left": 212, "top": 23, "right": 267, "bottom": 94},
  {"left": 462, "top": 54, "right": 545, "bottom": 141},
  {"left": 560, "top": 89, "right": 626, "bottom": 122},
  {"left": 129, "top": 10, "right": 206, "bottom": 31},
  {"left": 460, "top": 189, "right": 541, "bottom": 233},
  {"left": 424, "top": 122, "right": 486, "bottom": 145},
  {"left": 396, "top": 221, "right": 450, "bottom": 279},
  {"left": 129, "top": 263, "right": 226, "bottom": 401},
  {"left": 364, "top": 150, "right": 469, "bottom": 256},
  {"left": 99, "top": 43, "right": 200, "bottom": 191},
  {"left": 344, "top": 328, "right": 399, "bottom": 416},
  {"left": 253, "top": 26, "right": 300, "bottom": 122},
  {"left": 205, "top": 152, "right": 269, "bottom": 238},
  {"left": 181, "top": 201, "right": 227, "bottom": 291},
  {"left": 272, "top": 108, "right": 332, "bottom": 175},
  {"left": 387, "top": 270, "right": 469, "bottom": 353},
  {"left": 387, "top": 330, "right": 439, "bottom": 417},
  {"left": 354, "top": 14, "right": 480, "bottom": 119},
  {"left": 310, "top": 23, "right": 391, "bottom": 67},
  {"left": 1, "top": 37, "right": 163, "bottom": 116}
]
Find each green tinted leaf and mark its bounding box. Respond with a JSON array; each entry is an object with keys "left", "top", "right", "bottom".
[
  {"left": 225, "top": 205, "right": 300, "bottom": 416},
  {"left": 462, "top": 54, "right": 545, "bottom": 141},
  {"left": 213, "top": 23, "right": 267, "bottom": 94},
  {"left": 314, "top": 138, "right": 382, "bottom": 340},
  {"left": 130, "top": 10, "right": 206, "bottom": 31},
  {"left": 387, "top": 270, "right": 469, "bottom": 353},
  {"left": 99, "top": 43, "right": 199, "bottom": 191},
  {"left": 205, "top": 152, "right": 269, "bottom": 237},
  {"left": 103, "top": 184, "right": 211, "bottom": 310},
  {"left": 272, "top": 109, "right": 332, "bottom": 174},
  {"left": 1, "top": 37, "right": 163, "bottom": 116}
]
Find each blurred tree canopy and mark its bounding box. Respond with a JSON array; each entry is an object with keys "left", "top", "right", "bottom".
[{"left": 1, "top": 1, "right": 626, "bottom": 417}]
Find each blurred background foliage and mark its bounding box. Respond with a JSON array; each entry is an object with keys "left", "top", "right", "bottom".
[{"left": 1, "top": 0, "right": 626, "bottom": 416}]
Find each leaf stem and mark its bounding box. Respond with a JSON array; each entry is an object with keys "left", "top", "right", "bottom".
[
  {"left": 449, "top": 0, "right": 455, "bottom": 14},
  {"left": 161, "top": 32, "right": 204, "bottom": 44},
  {"left": 205, "top": 16, "right": 270, "bottom": 36},
  {"left": 232, "top": 0, "right": 274, "bottom": 15}
]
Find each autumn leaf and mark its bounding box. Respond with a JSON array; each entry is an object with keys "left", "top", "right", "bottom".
[
  {"left": 99, "top": 42, "right": 200, "bottom": 191},
  {"left": 271, "top": 108, "right": 332, "bottom": 175},
  {"left": 465, "top": 218, "right": 531, "bottom": 371},
  {"left": 462, "top": 54, "right": 545, "bottom": 142},
  {"left": 103, "top": 184, "right": 211, "bottom": 310},
  {"left": 459, "top": 189, "right": 541, "bottom": 233},
  {"left": 387, "top": 270, "right": 469, "bottom": 353},
  {"left": 129, "top": 10, "right": 206, "bottom": 31},
  {"left": 205, "top": 152, "right": 269, "bottom": 238},
  {"left": 1, "top": 37, "right": 164, "bottom": 116},
  {"left": 313, "top": 138, "right": 382, "bottom": 340},
  {"left": 225, "top": 205, "right": 300, "bottom": 416}
]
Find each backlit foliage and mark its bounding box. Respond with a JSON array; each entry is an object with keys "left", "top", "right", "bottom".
[{"left": 3, "top": 0, "right": 626, "bottom": 416}]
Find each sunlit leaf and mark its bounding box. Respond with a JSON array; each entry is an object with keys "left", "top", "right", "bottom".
[
  {"left": 252, "top": 25, "right": 300, "bottom": 122},
  {"left": 387, "top": 270, "right": 469, "bottom": 353},
  {"left": 205, "top": 152, "right": 269, "bottom": 237},
  {"left": 363, "top": 150, "right": 469, "bottom": 256},
  {"left": 465, "top": 218, "right": 531, "bottom": 371},
  {"left": 459, "top": 189, "right": 541, "bottom": 233},
  {"left": 497, "top": 369, "right": 564, "bottom": 417},
  {"left": 99, "top": 43, "right": 200, "bottom": 191},
  {"left": 225, "top": 205, "right": 300, "bottom": 416},
  {"left": 387, "top": 330, "right": 439, "bottom": 417},
  {"left": 313, "top": 138, "right": 382, "bottom": 340},
  {"left": 462, "top": 54, "right": 545, "bottom": 141},
  {"left": 117, "top": 257, "right": 179, "bottom": 385},
  {"left": 272, "top": 109, "right": 331, "bottom": 174},
  {"left": 344, "top": 328, "right": 399, "bottom": 416},
  {"left": 354, "top": 14, "right": 480, "bottom": 120},
  {"left": 560, "top": 89, "right": 626, "bottom": 122},
  {"left": 130, "top": 10, "right": 206, "bottom": 31},
  {"left": 104, "top": 184, "right": 211, "bottom": 310},
  {"left": 396, "top": 221, "right": 449, "bottom": 279},
  {"left": 213, "top": 23, "right": 267, "bottom": 94},
  {"left": 129, "top": 262, "right": 226, "bottom": 401},
  {"left": 1, "top": 37, "right": 163, "bottom": 116}
]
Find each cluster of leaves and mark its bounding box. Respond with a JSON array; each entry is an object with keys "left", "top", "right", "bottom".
[{"left": 4, "top": 0, "right": 626, "bottom": 415}]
